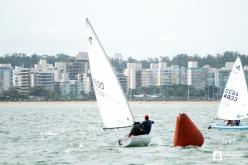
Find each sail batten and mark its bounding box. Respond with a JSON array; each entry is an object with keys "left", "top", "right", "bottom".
[
  {"left": 217, "top": 57, "right": 248, "bottom": 120},
  {"left": 86, "top": 18, "right": 135, "bottom": 128}
]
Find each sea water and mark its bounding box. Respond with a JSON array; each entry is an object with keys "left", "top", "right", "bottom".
[{"left": 0, "top": 101, "right": 247, "bottom": 164}]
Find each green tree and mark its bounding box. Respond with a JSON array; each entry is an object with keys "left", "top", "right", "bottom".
[
  {"left": 171, "top": 54, "right": 189, "bottom": 67},
  {"left": 1, "top": 87, "right": 28, "bottom": 100},
  {"left": 29, "top": 87, "right": 50, "bottom": 98},
  {"left": 127, "top": 57, "right": 137, "bottom": 63}
]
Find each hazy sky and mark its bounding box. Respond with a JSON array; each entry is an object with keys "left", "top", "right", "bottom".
[{"left": 1, "top": 0, "right": 248, "bottom": 59}]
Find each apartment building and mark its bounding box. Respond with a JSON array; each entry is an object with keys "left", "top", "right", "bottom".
[
  {"left": 125, "top": 63, "right": 142, "bottom": 90},
  {"left": 187, "top": 61, "right": 206, "bottom": 89},
  {"left": 82, "top": 72, "right": 93, "bottom": 94},
  {"left": 0, "top": 64, "right": 13, "bottom": 94},
  {"left": 68, "top": 52, "right": 89, "bottom": 80},
  {"left": 117, "top": 72, "right": 128, "bottom": 94},
  {"left": 13, "top": 66, "right": 30, "bottom": 95},
  {"left": 31, "top": 71, "right": 55, "bottom": 91},
  {"left": 171, "top": 65, "right": 187, "bottom": 85},
  {"left": 215, "top": 62, "right": 233, "bottom": 92}
]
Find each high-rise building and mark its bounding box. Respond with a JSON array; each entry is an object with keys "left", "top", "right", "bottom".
[
  {"left": 125, "top": 63, "right": 142, "bottom": 90},
  {"left": 68, "top": 52, "right": 89, "bottom": 80},
  {"left": 13, "top": 66, "right": 30, "bottom": 95},
  {"left": 171, "top": 65, "right": 187, "bottom": 85},
  {"left": 203, "top": 65, "right": 216, "bottom": 87},
  {"left": 54, "top": 62, "right": 68, "bottom": 82},
  {"left": 66, "top": 80, "right": 83, "bottom": 98},
  {"left": 157, "top": 62, "right": 173, "bottom": 86},
  {"left": 0, "top": 64, "right": 13, "bottom": 94},
  {"left": 31, "top": 59, "right": 56, "bottom": 91},
  {"left": 188, "top": 61, "right": 198, "bottom": 68},
  {"left": 149, "top": 63, "right": 159, "bottom": 86},
  {"left": 58, "top": 81, "right": 71, "bottom": 97},
  {"left": 31, "top": 71, "right": 55, "bottom": 91},
  {"left": 141, "top": 69, "right": 154, "bottom": 87},
  {"left": 187, "top": 61, "right": 206, "bottom": 89},
  {"left": 82, "top": 72, "right": 93, "bottom": 94},
  {"left": 158, "top": 69, "right": 173, "bottom": 86},
  {"left": 117, "top": 72, "right": 128, "bottom": 94},
  {"left": 215, "top": 62, "right": 234, "bottom": 92},
  {"left": 34, "top": 58, "right": 54, "bottom": 70}
]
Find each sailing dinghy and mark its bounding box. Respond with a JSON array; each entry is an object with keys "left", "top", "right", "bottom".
[
  {"left": 208, "top": 57, "right": 248, "bottom": 130},
  {"left": 86, "top": 18, "right": 151, "bottom": 146}
]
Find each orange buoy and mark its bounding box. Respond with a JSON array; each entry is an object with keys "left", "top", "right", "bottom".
[{"left": 173, "top": 113, "right": 204, "bottom": 147}]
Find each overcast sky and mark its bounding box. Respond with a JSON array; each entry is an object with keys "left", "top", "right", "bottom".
[{"left": 1, "top": 0, "right": 248, "bottom": 59}]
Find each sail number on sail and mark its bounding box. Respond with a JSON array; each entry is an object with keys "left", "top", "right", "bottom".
[
  {"left": 92, "top": 78, "right": 105, "bottom": 97},
  {"left": 223, "top": 88, "right": 238, "bottom": 102}
]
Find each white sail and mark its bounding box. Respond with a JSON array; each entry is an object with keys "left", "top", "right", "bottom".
[
  {"left": 218, "top": 57, "right": 248, "bottom": 120},
  {"left": 86, "top": 18, "right": 135, "bottom": 129}
]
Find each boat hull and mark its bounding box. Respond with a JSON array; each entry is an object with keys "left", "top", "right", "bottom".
[
  {"left": 118, "top": 134, "right": 151, "bottom": 147},
  {"left": 208, "top": 124, "right": 248, "bottom": 130}
]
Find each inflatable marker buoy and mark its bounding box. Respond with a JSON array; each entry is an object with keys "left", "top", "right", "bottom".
[{"left": 173, "top": 113, "right": 204, "bottom": 147}]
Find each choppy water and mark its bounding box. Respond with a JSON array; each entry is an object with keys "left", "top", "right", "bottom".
[{"left": 0, "top": 101, "right": 247, "bottom": 164}]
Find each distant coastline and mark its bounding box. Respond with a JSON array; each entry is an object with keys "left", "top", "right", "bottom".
[
  {"left": 0, "top": 100, "right": 219, "bottom": 104},
  {"left": 0, "top": 100, "right": 219, "bottom": 109}
]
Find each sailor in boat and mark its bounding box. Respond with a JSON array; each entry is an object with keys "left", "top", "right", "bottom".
[
  {"left": 128, "top": 115, "right": 154, "bottom": 137},
  {"left": 235, "top": 120, "right": 240, "bottom": 126},
  {"left": 225, "top": 120, "right": 240, "bottom": 126},
  {"left": 128, "top": 122, "right": 144, "bottom": 137},
  {"left": 141, "top": 115, "right": 154, "bottom": 134},
  {"left": 225, "top": 120, "right": 234, "bottom": 126}
]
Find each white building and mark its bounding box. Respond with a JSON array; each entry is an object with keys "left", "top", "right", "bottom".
[
  {"left": 215, "top": 62, "right": 232, "bottom": 91},
  {"left": 57, "top": 80, "right": 83, "bottom": 98},
  {"left": 68, "top": 53, "right": 89, "bottom": 80},
  {"left": 188, "top": 61, "right": 198, "bottom": 68},
  {"left": 171, "top": 65, "right": 187, "bottom": 85},
  {"left": 125, "top": 63, "right": 142, "bottom": 90},
  {"left": 0, "top": 64, "right": 13, "bottom": 94},
  {"left": 54, "top": 54, "right": 89, "bottom": 98},
  {"left": 54, "top": 62, "right": 68, "bottom": 82},
  {"left": 117, "top": 72, "right": 128, "bottom": 94},
  {"left": 59, "top": 81, "right": 71, "bottom": 97},
  {"left": 149, "top": 63, "right": 159, "bottom": 86},
  {"left": 187, "top": 61, "right": 206, "bottom": 89},
  {"left": 66, "top": 80, "right": 84, "bottom": 98},
  {"left": 31, "top": 59, "right": 57, "bottom": 91},
  {"left": 82, "top": 72, "right": 93, "bottom": 94},
  {"left": 203, "top": 65, "right": 216, "bottom": 87},
  {"left": 76, "top": 52, "right": 89, "bottom": 61},
  {"left": 224, "top": 62, "right": 235, "bottom": 70},
  {"left": 31, "top": 71, "right": 55, "bottom": 91},
  {"left": 141, "top": 69, "right": 154, "bottom": 87},
  {"left": 13, "top": 66, "right": 30, "bottom": 95},
  {"left": 157, "top": 62, "right": 173, "bottom": 86},
  {"left": 34, "top": 58, "right": 54, "bottom": 70}
]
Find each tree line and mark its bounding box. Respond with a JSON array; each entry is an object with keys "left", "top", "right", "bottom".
[
  {"left": 1, "top": 51, "right": 248, "bottom": 71},
  {"left": 112, "top": 51, "right": 248, "bottom": 72},
  {"left": 0, "top": 53, "right": 71, "bottom": 68}
]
